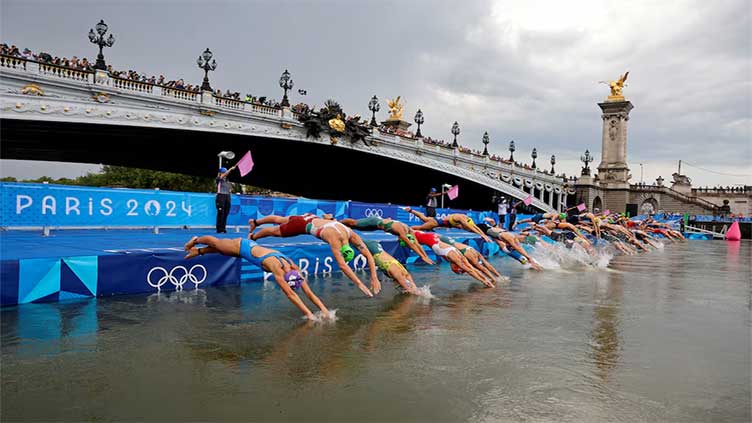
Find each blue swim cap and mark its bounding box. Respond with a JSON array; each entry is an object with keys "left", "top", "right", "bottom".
[
  {"left": 219, "top": 167, "right": 227, "bottom": 173},
  {"left": 431, "top": 188, "right": 437, "bottom": 192}
]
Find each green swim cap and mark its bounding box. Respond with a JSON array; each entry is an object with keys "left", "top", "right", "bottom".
[
  {"left": 399, "top": 233, "right": 416, "bottom": 247},
  {"left": 559, "top": 213, "right": 566, "bottom": 220},
  {"left": 340, "top": 245, "right": 355, "bottom": 262},
  {"left": 525, "top": 235, "right": 538, "bottom": 245}
]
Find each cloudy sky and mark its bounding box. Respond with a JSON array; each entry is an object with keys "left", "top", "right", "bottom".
[{"left": 1, "top": 0, "right": 750, "bottom": 186}]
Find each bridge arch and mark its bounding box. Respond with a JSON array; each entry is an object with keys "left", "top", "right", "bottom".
[
  {"left": 592, "top": 196, "right": 603, "bottom": 211},
  {"left": 640, "top": 197, "right": 659, "bottom": 215}
]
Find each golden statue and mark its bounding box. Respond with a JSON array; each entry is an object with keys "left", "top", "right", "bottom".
[
  {"left": 328, "top": 114, "right": 345, "bottom": 133},
  {"left": 600, "top": 71, "right": 629, "bottom": 101},
  {"left": 386, "top": 96, "right": 404, "bottom": 120}
]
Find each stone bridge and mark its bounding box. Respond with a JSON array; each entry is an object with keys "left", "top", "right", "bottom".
[{"left": 0, "top": 55, "right": 573, "bottom": 212}]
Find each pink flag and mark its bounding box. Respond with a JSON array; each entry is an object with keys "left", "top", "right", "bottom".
[
  {"left": 522, "top": 195, "right": 533, "bottom": 206},
  {"left": 447, "top": 185, "right": 459, "bottom": 200},
  {"left": 237, "top": 150, "right": 254, "bottom": 177},
  {"left": 576, "top": 203, "right": 587, "bottom": 212},
  {"left": 603, "top": 209, "right": 611, "bottom": 216}
]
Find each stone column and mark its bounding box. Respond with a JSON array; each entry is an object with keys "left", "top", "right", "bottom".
[{"left": 597, "top": 100, "right": 633, "bottom": 189}]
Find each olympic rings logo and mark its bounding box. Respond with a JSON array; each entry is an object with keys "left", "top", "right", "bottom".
[
  {"left": 364, "top": 208, "right": 384, "bottom": 217},
  {"left": 147, "top": 264, "right": 207, "bottom": 291}
]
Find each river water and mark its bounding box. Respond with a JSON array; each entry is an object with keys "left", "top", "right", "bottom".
[{"left": 1, "top": 241, "right": 750, "bottom": 422}]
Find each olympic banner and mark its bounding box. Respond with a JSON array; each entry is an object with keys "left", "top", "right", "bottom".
[
  {"left": 99, "top": 252, "right": 240, "bottom": 296},
  {"left": 348, "top": 201, "right": 399, "bottom": 220},
  {"left": 1, "top": 182, "right": 215, "bottom": 227}
]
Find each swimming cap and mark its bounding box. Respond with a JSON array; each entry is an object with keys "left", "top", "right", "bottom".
[
  {"left": 340, "top": 245, "right": 355, "bottom": 262},
  {"left": 399, "top": 233, "right": 416, "bottom": 247},
  {"left": 219, "top": 167, "right": 227, "bottom": 173},
  {"left": 559, "top": 213, "right": 567, "bottom": 220},
  {"left": 284, "top": 270, "right": 303, "bottom": 289},
  {"left": 431, "top": 188, "right": 437, "bottom": 192},
  {"left": 450, "top": 262, "right": 465, "bottom": 274}
]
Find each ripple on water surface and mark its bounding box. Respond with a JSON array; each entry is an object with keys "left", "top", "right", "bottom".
[{"left": 1, "top": 242, "right": 750, "bottom": 422}]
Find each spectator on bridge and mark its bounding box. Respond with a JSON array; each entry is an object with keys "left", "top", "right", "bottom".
[{"left": 215, "top": 163, "right": 238, "bottom": 233}]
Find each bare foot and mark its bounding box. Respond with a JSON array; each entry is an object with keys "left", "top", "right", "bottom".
[
  {"left": 184, "top": 247, "right": 200, "bottom": 260},
  {"left": 248, "top": 218, "right": 256, "bottom": 233},
  {"left": 184, "top": 236, "right": 198, "bottom": 251}
]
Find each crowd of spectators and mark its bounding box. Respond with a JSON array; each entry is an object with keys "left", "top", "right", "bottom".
[
  {"left": 2, "top": 42, "right": 284, "bottom": 107},
  {"left": 694, "top": 186, "right": 750, "bottom": 194},
  {"left": 377, "top": 124, "right": 567, "bottom": 178},
  {"left": 2, "top": 43, "right": 93, "bottom": 71}
]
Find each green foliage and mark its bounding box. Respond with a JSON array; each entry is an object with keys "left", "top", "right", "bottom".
[{"left": 5, "top": 166, "right": 272, "bottom": 194}]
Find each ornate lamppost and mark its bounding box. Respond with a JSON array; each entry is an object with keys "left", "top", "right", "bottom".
[
  {"left": 368, "top": 95, "right": 380, "bottom": 126},
  {"left": 197, "top": 48, "right": 217, "bottom": 91},
  {"left": 482, "top": 132, "right": 490, "bottom": 156},
  {"left": 414, "top": 109, "right": 425, "bottom": 138},
  {"left": 451, "top": 121, "right": 460, "bottom": 148},
  {"left": 88, "top": 19, "right": 115, "bottom": 71},
  {"left": 508, "top": 140, "right": 516, "bottom": 161},
  {"left": 550, "top": 155, "right": 556, "bottom": 173},
  {"left": 580, "top": 149, "right": 593, "bottom": 175},
  {"left": 279, "top": 69, "right": 294, "bottom": 107},
  {"left": 531, "top": 148, "right": 538, "bottom": 169}
]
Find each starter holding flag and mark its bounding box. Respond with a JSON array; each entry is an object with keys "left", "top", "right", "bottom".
[
  {"left": 447, "top": 185, "right": 459, "bottom": 200},
  {"left": 237, "top": 150, "right": 254, "bottom": 177}
]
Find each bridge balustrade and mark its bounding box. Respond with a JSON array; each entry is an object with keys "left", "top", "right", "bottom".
[
  {"left": 37, "top": 62, "right": 92, "bottom": 82},
  {"left": 112, "top": 77, "right": 154, "bottom": 94},
  {"left": 0, "top": 55, "right": 27, "bottom": 70},
  {"left": 213, "top": 95, "right": 243, "bottom": 110},
  {"left": 160, "top": 86, "right": 198, "bottom": 102}
]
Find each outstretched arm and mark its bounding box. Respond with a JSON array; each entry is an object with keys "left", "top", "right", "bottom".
[
  {"left": 299, "top": 280, "right": 329, "bottom": 317},
  {"left": 401, "top": 233, "right": 434, "bottom": 264},
  {"left": 271, "top": 272, "right": 315, "bottom": 319},
  {"left": 351, "top": 232, "right": 382, "bottom": 295},
  {"left": 329, "top": 243, "right": 373, "bottom": 297}
]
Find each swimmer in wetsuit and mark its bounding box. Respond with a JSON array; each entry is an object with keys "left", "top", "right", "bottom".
[
  {"left": 363, "top": 239, "right": 419, "bottom": 294},
  {"left": 478, "top": 218, "right": 543, "bottom": 270},
  {"left": 248, "top": 213, "right": 324, "bottom": 240},
  {"left": 305, "top": 218, "right": 382, "bottom": 297},
  {"left": 183, "top": 235, "right": 330, "bottom": 320},
  {"left": 340, "top": 216, "right": 435, "bottom": 264},
  {"left": 413, "top": 231, "right": 495, "bottom": 288},
  {"left": 438, "top": 234, "right": 504, "bottom": 282},
  {"left": 403, "top": 207, "right": 491, "bottom": 243}
]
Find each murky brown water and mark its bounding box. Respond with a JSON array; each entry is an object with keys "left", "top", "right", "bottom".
[{"left": 2, "top": 242, "right": 750, "bottom": 422}]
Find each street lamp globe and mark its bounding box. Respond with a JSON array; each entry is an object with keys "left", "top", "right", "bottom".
[
  {"left": 95, "top": 19, "right": 108, "bottom": 36},
  {"left": 482, "top": 131, "right": 490, "bottom": 156},
  {"left": 451, "top": 121, "right": 460, "bottom": 148},
  {"left": 368, "top": 95, "right": 380, "bottom": 127},
  {"left": 414, "top": 109, "right": 424, "bottom": 138},
  {"left": 279, "top": 69, "right": 294, "bottom": 107}
]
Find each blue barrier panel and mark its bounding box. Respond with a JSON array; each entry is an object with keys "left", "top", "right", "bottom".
[
  {"left": 349, "top": 201, "right": 399, "bottom": 220},
  {"left": 99, "top": 253, "right": 240, "bottom": 297},
  {"left": 2, "top": 182, "right": 215, "bottom": 227},
  {"left": 2, "top": 182, "right": 501, "bottom": 229}
]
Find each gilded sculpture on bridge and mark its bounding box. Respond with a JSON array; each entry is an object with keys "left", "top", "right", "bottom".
[
  {"left": 386, "top": 96, "right": 404, "bottom": 120},
  {"left": 600, "top": 71, "right": 629, "bottom": 101}
]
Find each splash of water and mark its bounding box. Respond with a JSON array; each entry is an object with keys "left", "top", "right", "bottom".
[
  {"left": 414, "top": 285, "right": 435, "bottom": 299},
  {"left": 305, "top": 309, "right": 338, "bottom": 323}
]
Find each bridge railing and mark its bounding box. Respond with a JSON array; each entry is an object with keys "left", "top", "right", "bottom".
[
  {"left": 370, "top": 131, "right": 565, "bottom": 186},
  {"left": 629, "top": 184, "right": 718, "bottom": 210},
  {"left": 111, "top": 76, "right": 155, "bottom": 94}
]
